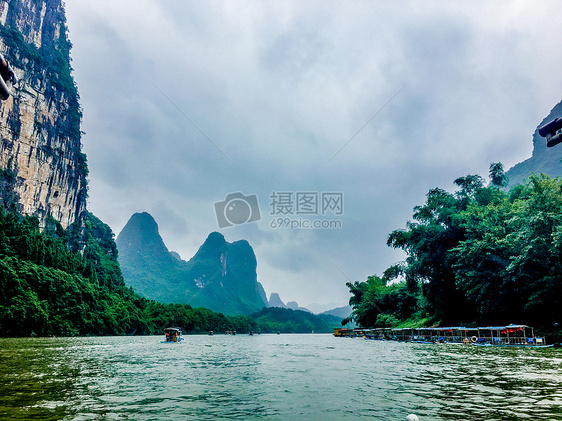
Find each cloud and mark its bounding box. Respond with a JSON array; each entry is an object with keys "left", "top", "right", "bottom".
[{"left": 65, "top": 0, "right": 562, "bottom": 307}]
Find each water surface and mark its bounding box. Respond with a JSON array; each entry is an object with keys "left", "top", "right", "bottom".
[{"left": 1, "top": 334, "right": 561, "bottom": 420}]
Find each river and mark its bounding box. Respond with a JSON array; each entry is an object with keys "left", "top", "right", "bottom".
[{"left": 0, "top": 334, "right": 561, "bottom": 420}]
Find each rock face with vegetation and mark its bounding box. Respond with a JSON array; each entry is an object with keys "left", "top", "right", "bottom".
[
  {"left": 0, "top": 0, "right": 137, "bottom": 337},
  {"left": 0, "top": 0, "right": 86, "bottom": 229},
  {"left": 507, "top": 100, "right": 562, "bottom": 187},
  {"left": 117, "top": 212, "right": 269, "bottom": 316}
]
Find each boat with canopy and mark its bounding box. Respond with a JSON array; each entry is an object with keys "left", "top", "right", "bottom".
[{"left": 161, "top": 327, "right": 183, "bottom": 343}]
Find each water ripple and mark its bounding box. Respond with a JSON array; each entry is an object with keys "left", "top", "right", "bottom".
[{"left": 1, "top": 336, "right": 562, "bottom": 420}]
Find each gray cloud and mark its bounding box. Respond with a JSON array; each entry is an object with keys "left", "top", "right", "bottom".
[{"left": 66, "top": 1, "right": 562, "bottom": 307}]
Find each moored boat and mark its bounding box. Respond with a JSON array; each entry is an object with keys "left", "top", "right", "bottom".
[
  {"left": 337, "top": 324, "right": 554, "bottom": 347},
  {"left": 333, "top": 328, "right": 354, "bottom": 337},
  {"left": 467, "top": 325, "right": 545, "bottom": 347}
]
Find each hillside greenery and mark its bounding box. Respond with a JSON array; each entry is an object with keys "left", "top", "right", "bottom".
[
  {"left": 0, "top": 204, "right": 338, "bottom": 336},
  {"left": 251, "top": 307, "right": 340, "bottom": 333},
  {"left": 117, "top": 214, "right": 268, "bottom": 316},
  {"left": 347, "top": 164, "right": 562, "bottom": 338}
]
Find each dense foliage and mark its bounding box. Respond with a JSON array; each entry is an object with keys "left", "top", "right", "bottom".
[
  {"left": 348, "top": 164, "right": 562, "bottom": 334},
  {"left": 251, "top": 307, "right": 339, "bottom": 333},
  {"left": 0, "top": 205, "right": 338, "bottom": 336}
]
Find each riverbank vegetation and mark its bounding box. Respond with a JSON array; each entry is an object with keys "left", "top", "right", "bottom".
[{"left": 347, "top": 164, "right": 562, "bottom": 337}]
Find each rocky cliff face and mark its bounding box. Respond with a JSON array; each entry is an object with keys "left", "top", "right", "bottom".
[
  {"left": 507, "top": 100, "right": 562, "bottom": 187},
  {"left": 0, "top": 0, "right": 86, "bottom": 229}
]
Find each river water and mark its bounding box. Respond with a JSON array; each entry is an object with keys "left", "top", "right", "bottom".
[{"left": 0, "top": 334, "right": 561, "bottom": 420}]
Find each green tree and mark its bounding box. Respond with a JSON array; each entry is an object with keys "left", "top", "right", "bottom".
[
  {"left": 346, "top": 275, "right": 419, "bottom": 328},
  {"left": 383, "top": 170, "right": 562, "bottom": 331},
  {"left": 489, "top": 162, "right": 508, "bottom": 188},
  {"left": 387, "top": 187, "right": 468, "bottom": 323}
]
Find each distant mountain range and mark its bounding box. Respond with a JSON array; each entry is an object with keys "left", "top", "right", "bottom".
[
  {"left": 320, "top": 306, "right": 352, "bottom": 319},
  {"left": 267, "top": 292, "right": 311, "bottom": 312},
  {"left": 507, "top": 100, "right": 562, "bottom": 186},
  {"left": 116, "top": 212, "right": 268, "bottom": 315}
]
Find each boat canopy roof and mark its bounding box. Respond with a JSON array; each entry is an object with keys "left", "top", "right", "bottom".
[
  {"left": 164, "top": 327, "right": 181, "bottom": 332},
  {"left": 358, "top": 324, "right": 534, "bottom": 333},
  {"left": 416, "top": 327, "right": 468, "bottom": 330},
  {"left": 370, "top": 325, "right": 532, "bottom": 331},
  {"left": 478, "top": 325, "right": 529, "bottom": 330}
]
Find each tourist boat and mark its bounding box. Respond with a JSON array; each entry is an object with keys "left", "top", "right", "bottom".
[
  {"left": 465, "top": 325, "right": 547, "bottom": 347},
  {"left": 161, "top": 327, "right": 183, "bottom": 343},
  {"left": 333, "top": 327, "right": 354, "bottom": 337},
  {"left": 339, "top": 324, "right": 554, "bottom": 347}
]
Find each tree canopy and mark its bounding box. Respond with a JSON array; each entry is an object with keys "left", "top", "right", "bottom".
[{"left": 348, "top": 165, "right": 562, "bottom": 334}]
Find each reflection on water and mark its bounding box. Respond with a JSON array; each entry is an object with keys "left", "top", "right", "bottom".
[{"left": 1, "top": 335, "right": 561, "bottom": 420}]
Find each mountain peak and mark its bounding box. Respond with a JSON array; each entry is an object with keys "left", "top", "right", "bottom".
[
  {"left": 116, "top": 212, "right": 169, "bottom": 257},
  {"left": 191, "top": 231, "right": 228, "bottom": 263},
  {"left": 268, "top": 292, "right": 286, "bottom": 308},
  {"left": 205, "top": 231, "right": 226, "bottom": 244},
  {"left": 117, "top": 213, "right": 268, "bottom": 315},
  {"left": 124, "top": 212, "right": 159, "bottom": 234}
]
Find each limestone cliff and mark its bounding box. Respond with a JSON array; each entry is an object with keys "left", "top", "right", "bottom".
[
  {"left": 117, "top": 213, "right": 269, "bottom": 315},
  {"left": 268, "top": 293, "right": 286, "bottom": 308},
  {"left": 0, "top": 0, "right": 86, "bottom": 229},
  {"left": 507, "top": 100, "right": 562, "bottom": 187}
]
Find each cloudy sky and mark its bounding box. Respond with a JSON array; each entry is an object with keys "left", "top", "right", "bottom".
[{"left": 65, "top": 1, "right": 562, "bottom": 310}]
